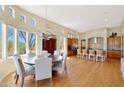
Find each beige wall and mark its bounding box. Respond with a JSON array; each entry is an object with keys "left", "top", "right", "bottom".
[{"left": 0, "top": 5, "right": 79, "bottom": 82}]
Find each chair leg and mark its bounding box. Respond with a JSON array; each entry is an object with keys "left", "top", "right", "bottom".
[
  {"left": 21, "top": 77, "right": 24, "bottom": 87},
  {"left": 93, "top": 56, "right": 95, "bottom": 61},
  {"left": 50, "top": 78, "right": 52, "bottom": 87},
  {"left": 14, "top": 72, "right": 17, "bottom": 79},
  {"left": 64, "top": 65, "right": 67, "bottom": 74},
  {"left": 35, "top": 80, "right": 38, "bottom": 87},
  {"left": 15, "top": 75, "right": 19, "bottom": 84},
  {"left": 34, "top": 74, "right": 35, "bottom": 79},
  {"left": 89, "top": 55, "right": 90, "bottom": 60}
]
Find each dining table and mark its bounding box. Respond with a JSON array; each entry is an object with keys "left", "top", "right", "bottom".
[{"left": 24, "top": 54, "right": 63, "bottom": 65}]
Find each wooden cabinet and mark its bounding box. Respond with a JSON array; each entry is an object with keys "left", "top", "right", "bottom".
[
  {"left": 43, "top": 38, "right": 56, "bottom": 55},
  {"left": 107, "top": 37, "right": 121, "bottom": 50},
  {"left": 67, "top": 38, "right": 78, "bottom": 56},
  {"left": 107, "top": 36, "right": 121, "bottom": 58},
  {"left": 107, "top": 50, "right": 121, "bottom": 59},
  {"left": 114, "top": 37, "right": 121, "bottom": 46}
]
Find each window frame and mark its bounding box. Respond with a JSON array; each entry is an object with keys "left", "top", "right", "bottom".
[
  {"left": 0, "top": 5, "right": 5, "bottom": 11},
  {"left": 19, "top": 14, "right": 26, "bottom": 23},
  {"left": 28, "top": 32, "right": 36, "bottom": 52},
  {"left": 7, "top": 25, "right": 15, "bottom": 57},
  {"left": 0, "top": 21, "right": 3, "bottom": 60},
  {"left": 31, "top": 18, "right": 37, "bottom": 27},
  {"left": 18, "top": 29, "right": 27, "bottom": 55},
  {"left": 8, "top": 6, "right": 15, "bottom": 18}
]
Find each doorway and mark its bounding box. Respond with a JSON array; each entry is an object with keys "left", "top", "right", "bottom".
[
  {"left": 43, "top": 33, "right": 56, "bottom": 55},
  {"left": 67, "top": 38, "right": 78, "bottom": 56}
]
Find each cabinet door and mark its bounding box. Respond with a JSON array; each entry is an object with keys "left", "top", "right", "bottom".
[
  {"left": 108, "top": 37, "right": 114, "bottom": 46},
  {"left": 107, "top": 51, "right": 121, "bottom": 58},
  {"left": 114, "top": 37, "right": 121, "bottom": 47},
  {"left": 107, "top": 37, "right": 114, "bottom": 50}
]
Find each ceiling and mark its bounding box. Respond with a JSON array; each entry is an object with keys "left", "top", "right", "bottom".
[{"left": 19, "top": 5, "right": 124, "bottom": 32}]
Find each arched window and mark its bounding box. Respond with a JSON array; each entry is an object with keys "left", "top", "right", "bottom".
[
  {"left": 8, "top": 6, "right": 15, "bottom": 18},
  {"left": 20, "top": 14, "right": 26, "bottom": 23}
]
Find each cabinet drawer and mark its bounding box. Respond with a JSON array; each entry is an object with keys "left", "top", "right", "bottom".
[{"left": 107, "top": 51, "right": 121, "bottom": 58}]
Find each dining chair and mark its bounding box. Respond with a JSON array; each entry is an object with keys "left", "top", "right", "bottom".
[
  {"left": 27, "top": 51, "right": 35, "bottom": 58},
  {"left": 40, "top": 50, "right": 48, "bottom": 54},
  {"left": 96, "top": 50, "right": 105, "bottom": 62},
  {"left": 121, "top": 58, "right": 124, "bottom": 79},
  {"left": 82, "top": 49, "right": 88, "bottom": 59},
  {"left": 13, "top": 54, "right": 35, "bottom": 87},
  {"left": 35, "top": 57, "right": 52, "bottom": 86},
  {"left": 54, "top": 50, "right": 60, "bottom": 56},
  {"left": 77, "top": 49, "right": 82, "bottom": 58},
  {"left": 52, "top": 52, "right": 67, "bottom": 74},
  {"left": 89, "top": 50, "right": 96, "bottom": 61}
]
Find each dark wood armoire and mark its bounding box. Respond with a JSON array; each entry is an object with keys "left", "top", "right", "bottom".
[{"left": 43, "top": 38, "right": 56, "bottom": 55}]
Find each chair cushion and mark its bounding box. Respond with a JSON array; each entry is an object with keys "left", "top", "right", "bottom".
[{"left": 24, "top": 65, "right": 35, "bottom": 76}]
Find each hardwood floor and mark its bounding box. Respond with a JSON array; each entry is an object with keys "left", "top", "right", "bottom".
[{"left": 0, "top": 56, "right": 124, "bottom": 87}]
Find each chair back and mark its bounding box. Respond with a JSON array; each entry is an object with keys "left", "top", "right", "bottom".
[
  {"left": 40, "top": 50, "right": 48, "bottom": 55},
  {"left": 96, "top": 50, "right": 104, "bottom": 56},
  {"left": 62, "top": 52, "right": 67, "bottom": 71},
  {"left": 89, "top": 50, "right": 95, "bottom": 55},
  {"left": 13, "top": 54, "right": 25, "bottom": 76},
  {"left": 54, "top": 50, "right": 60, "bottom": 56},
  {"left": 35, "top": 57, "right": 52, "bottom": 80},
  {"left": 82, "top": 49, "right": 87, "bottom": 54},
  {"left": 27, "top": 51, "right": 35, "bottom": 59},
  {"left": 77, "top": 49, "right": 81, "bottom": 54}
]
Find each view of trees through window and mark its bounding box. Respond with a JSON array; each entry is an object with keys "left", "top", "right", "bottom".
[
  {"left": 18, "top": 31, "right": 26, "bottom": 54},
  {"left": 7, "top": 26, "right": 14, "bottom": 56},
  {"left": 29, "top": 33, "right": 36, "bottom": 51},
  {"left": 0, "top": 23, "right": 2, "bottom": 59},
  {"left": 0, "top": 23, "right": 36, "bottom": 58}
]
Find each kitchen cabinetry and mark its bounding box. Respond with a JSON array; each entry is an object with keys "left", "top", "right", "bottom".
[
  {"left": 107, "top": 50, "right": 121, "bottom": 59},
  {"left": 107, "top": 36, "right": 121, "bottom": 58}
]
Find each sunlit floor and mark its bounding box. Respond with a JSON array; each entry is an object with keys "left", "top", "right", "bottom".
[{"left": 0, "top": 56, "right": 124, "bottom": 87}]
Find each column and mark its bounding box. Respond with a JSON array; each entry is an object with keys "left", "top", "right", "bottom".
[
  {"left": 2, "top": 23, "right": 7, "bottom": 60},
  {"left": 36, "top": 33, "right": 43, "bottom": 56},
  {"left": 14, "top": 28, "right": 18, "bottom": 54},
  {"left": 26, "top": 32, "right": 29, "bottom": 53}
]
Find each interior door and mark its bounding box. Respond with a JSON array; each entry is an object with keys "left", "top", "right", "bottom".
[{"left": 43, "top": 38, "right": 56, "bottom": 54}]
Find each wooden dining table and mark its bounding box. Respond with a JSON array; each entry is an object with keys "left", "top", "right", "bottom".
[{"left": 24, "top": 55, "right": 63, "bottom": 65}]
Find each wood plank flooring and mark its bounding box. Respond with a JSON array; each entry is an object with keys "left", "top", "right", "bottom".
[{"left": 0, "top": 56, "right": 124, "bottom": 87}]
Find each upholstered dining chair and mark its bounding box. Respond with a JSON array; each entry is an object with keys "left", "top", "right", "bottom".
[
  {"left": 89, "top": 50, "right": 96, "bottom": 61},
  {"left": 77, "top": 49, "right": 82, "bottom": 58},
  {"left": 82, "top": 49, "right": 88, "bottom": 59},
  {"left": 26, "top": 51, "right": 35, "bottom": 58},
  {"left": 96, "top": 50, "right": 105, "bottom": 62},
  {"left": 40, "top": 50, "right": 48, "bottom": 54},
  {"left": 13, "top": 54, "right": 35, "bottom": 87},
  {"left": 38, "top": 50, "right": 50, "bottom": 58},
  {"left": 54, "top": 50, "right": 60, "bottom": 56},
  {"left": 52, "top": 52, "right": 67, "bottom": 74},
  {"left": 35, "top": 57, "right": 52, "bottom": 86}
]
